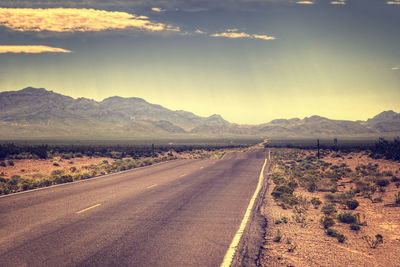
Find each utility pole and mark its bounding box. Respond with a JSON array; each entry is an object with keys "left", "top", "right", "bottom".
[{"left": 317, "top": 139, "right": 320, "bottom": 159}]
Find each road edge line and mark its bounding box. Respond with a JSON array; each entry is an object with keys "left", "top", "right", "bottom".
[
  {"left": 0, "top": 159, "right": 183, "bottom": 199},
  {"left": 220, "top": 154, "right": 268, "bottom": 267}
]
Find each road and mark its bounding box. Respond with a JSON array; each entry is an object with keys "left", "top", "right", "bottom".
[{"left": 0, "top": 149, "right": 267, "bottom": 267}]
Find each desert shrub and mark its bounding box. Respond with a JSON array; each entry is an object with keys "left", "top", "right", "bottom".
[
  {"left": 391, "top": 176, "right": 400, "bottom": 183},
  {"left": 53, "top": 174, "right": 73, "bottom": 184},
  {"left": 345, "top": 199, "right": 359, "bottom": 210},
  {"left": 273, "top": 230, "right": 282, "bottom": 242},
  {"left": 275, "top": 219, "right": 282, "bottom": 224},
  {"left": 51, "top": 170, "right": 64, "bottom": 176},
  {"left": 272, "top": 185, "right": 294, "bottom": 198},
  {"left": 306, "top": 181, "right": 318, "bottom": 192},
  {"left": 9, "top": 175, "right": 21, "bottom": 184},
  {"left": 356, "top": 181, "right": 375, "bottom": 196},
  {"left": 321, "top": 203, "right": 337, "bottom": 216},
  {"left": 287, "top": 180, "right": 298, "bottom": 190},
  {"left": 281, "top": 216, "right": 288, "bottom": 223},
  {"left": 0, "top": 177, "right": 7, "bottom": 183},
  {"left": 0, "top": 161, "right": 5, "bottom": 167},
  {"left": 326, "top": 228, "right": 338, "bottom": 237},
  {"left": 337, "top": 212, "right": 357, "bottom": 224},
  {"left": 311, "top": 197, "right": 322, "bottom": 209},
  {"left": 350, "top": 223, "right": 360, "bottom": 231},
  {"left": 326, "top": 228, "right": 346, "bottom": 243},
  {"left": 324, "top": 193, "right": 335, "bottom": 202},
  {"left": 7, "top": 160, "right": 14, "bottom": 166},
  {"left": 395, "top": 192, "right": 400, "bottom": 204},
  {"left": 335, "top": 190, "right": 356, "bottom": 202},
  {"left": 362, "top": 234, "right": 383, "bottom": 248},
  {"left": 53, "top": 162, "right": 60, "bottom": 167},
  {"left": 292, "top": 213, "right": 307, "bottom": 227},
  {"left": 21, "top": 180, "right": 37, "bottom": 190},
  {"left": 320, "top": 216, "right": 335, "bottom": 229},
  {"left": 336, "top": 233, "right": 346, "bottom": 243},
  {"left": 383, "top": 170, "right": 393, "bottom": 177},
  {"left": 375, "top": 179, "right": 390, "bottom": 187},
  {"left": 38, "top": 179, "right": 52, "bottom": 187}
]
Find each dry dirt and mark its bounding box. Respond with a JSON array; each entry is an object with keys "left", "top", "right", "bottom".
[
  {"left": 0, "top": 156, "right": 115, "bottom": 180},
  {"left": 260, "top": 149, "right": 400, "bottom": 267},
  {"left": 0, "top": 148, "right": 231, "bottom": 181}
]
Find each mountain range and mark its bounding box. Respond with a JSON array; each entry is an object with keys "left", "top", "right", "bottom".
[{"left": 0, "top": 87, "right": 399, "bottom": 139}]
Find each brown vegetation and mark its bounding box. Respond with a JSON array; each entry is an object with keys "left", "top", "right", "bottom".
[{"left": 259, "top": 148, "right": 400, "bottom": 266}]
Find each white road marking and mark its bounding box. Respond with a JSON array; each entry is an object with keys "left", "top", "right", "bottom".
[
  {"left": 220, "top": 155, "right": 268, "bottom": 267},
  {"left": 179, "top": 174, "right": 186, "bottom": 178},
  {"left": 76, "top": 204, "right": 101, "bottom": 214},
  {"left": 146, "top": 184, "right": 158, "bottom": 189},
  {"left": 200, "top": 167, "right": 204, "bottom": 169}
]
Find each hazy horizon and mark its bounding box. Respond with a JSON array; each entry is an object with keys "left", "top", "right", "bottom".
[
  {"left": 1, "top": 0, "right": 399, "bottom": 124},
  {"left": 3, "top": 86, "right": 399, "bottom": 125}
]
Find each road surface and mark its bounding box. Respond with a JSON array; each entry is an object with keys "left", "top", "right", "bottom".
[{"left": 0, "top": 149, "right": 267, "bottom": 267}]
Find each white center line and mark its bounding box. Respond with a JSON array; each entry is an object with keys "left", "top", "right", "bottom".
[
  {"left": 179, "top": 174, "right": 186, "bottom": 178},
  {"left": 76, "top": 204, "right": 101, "bottom": 214},
  {"left": 199, "top": 167, "right": 204, "bottom": 169},
  {"left": 220, "top": 155, "right": 268, "bottom": 267},
  {"left": 146, "top": 184, "right": 158, "bottom": 189}
]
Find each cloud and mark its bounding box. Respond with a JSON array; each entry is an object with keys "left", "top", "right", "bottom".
[
  {"left": 387, "top": 0, "right": 400, "bottom": 4},
  {"left": 151, "top": 7, "right": 165, "bottom": 12},
  {"left": 296, "top": 1, "right": 315, "bottom": 4},
  {"left": 252, "top": 34, "right": 276, "bottom": 40},
  {"left": 0, "top": 45, "right": 71, "bottom": 54},
  {"left": 195, "top": 29, "right": 207, "bottom": 35},
  {"left": 392, "top": 66, "right": 400, "bottom": 70},
  {"left": 0, "top": 8, "right": 179, "bottom": 33},
  {"left": 331, "top": 0, "right": 346, "bottom": 5},
  {"left": 210, "top": 29, "right": 276, "bottom": 40}
]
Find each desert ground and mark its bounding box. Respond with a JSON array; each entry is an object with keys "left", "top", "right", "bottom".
[{"left": 260, "top": 148, "right": 400, "bottom": 266}]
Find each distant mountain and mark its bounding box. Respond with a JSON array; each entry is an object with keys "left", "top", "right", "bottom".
[
  {"left": 0, "top": 87, "right": 399, "bottom": 139},
  {"left": 366, "top": 110, "right": 400, "bottom": 133}
]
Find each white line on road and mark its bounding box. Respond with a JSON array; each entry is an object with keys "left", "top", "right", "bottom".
[
  {"left": 146, "top": 184, "right": 158, "bottom": 189},
  {"left": 220, "top": 155, "right": 268, "bottom": 267},
  {"left": 76, "top": 204, "right": 101, "bottom": 214},
  {"left": 179, "top": 174, "right": 186, "bottom": 178}
]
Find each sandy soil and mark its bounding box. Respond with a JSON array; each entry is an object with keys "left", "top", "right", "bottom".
[
  {"left": 0, "top": 156, "right": 114, "bottom": 180},
  {"left": 260, "top": 149, "right": 400, "bottom": 267}
]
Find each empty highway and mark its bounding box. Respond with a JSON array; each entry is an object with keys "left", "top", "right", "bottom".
[{"left": 0, "top": 149, "right": 267, "bottom": 267}]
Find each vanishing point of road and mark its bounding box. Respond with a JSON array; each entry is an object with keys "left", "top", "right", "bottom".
[{"left": 0, "top": 149, "right": 268, "bottom": 267}]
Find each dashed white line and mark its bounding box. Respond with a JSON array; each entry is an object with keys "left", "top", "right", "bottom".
[
  {"left": 146, "top": 184, "right": 158, "bottom": 189},
  {"left": 76, "top": 204, "right": 101, "bottom": 214}
]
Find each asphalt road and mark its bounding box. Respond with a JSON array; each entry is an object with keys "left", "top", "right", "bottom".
[{"left": 0, "top": 149, "right": 267, "bottom": 267}]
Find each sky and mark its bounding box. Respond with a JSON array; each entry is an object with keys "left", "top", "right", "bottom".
[{"left": 0, "top": 0, "right": 399, "bottom": 124}]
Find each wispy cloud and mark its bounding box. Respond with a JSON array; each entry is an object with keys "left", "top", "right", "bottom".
[
  {"left": 210, "top": 29, "right": 276, "bottom": 40},
  {"left": 331, "top": 0, "right": 346, "bottom": 5},
  {"left": 387, "top": 0, "right": 400, "bottom": 4},
  {"left": 392, "top": 66, "right": 400, "bottom": 70},
  {"left": 151, "top": 7, "right": 165, "bottom": 12},
  {"left": 195, "top": 29, "right": 207, "bottom": 35},
  {"left": 296, "top": 1, "right": 315, "bottom": 4},
  {"left": 0, "top": 45, "right": 71, "bottom": 54},
  {"left": 0, "top": 8, "right": 179, "bottom": 32}
]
